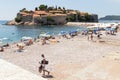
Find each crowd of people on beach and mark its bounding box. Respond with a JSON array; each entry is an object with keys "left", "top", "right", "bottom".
[{"left": 0, "top": 23, "right": 119, "bottom": 53}]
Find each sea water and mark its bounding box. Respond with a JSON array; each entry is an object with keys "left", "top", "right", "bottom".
[
  {"left": 0, "top": 21, "right": 86, "bottom": 44},
  {"left": 1, "top": 20, "right": 119, "bottom": 45}
]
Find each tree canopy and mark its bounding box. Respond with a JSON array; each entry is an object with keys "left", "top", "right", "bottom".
[{"left": 39, "top": 4, "right": 47, "bottom": 10}]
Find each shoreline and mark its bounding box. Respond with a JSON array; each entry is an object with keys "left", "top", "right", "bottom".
[
  {"left": 66, "top": 22, "right": 120, "bottom": 27},
  {"left": 2, "top": 21, "right": 120, "bottom": 46},
  {"left": 66, "top": 22, "right": 98, "bottom": 27}
]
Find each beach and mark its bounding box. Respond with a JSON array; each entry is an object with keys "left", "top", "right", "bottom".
[
  {"left": 0, "top": 29, "right": 120, "bottom": 80},
  {"left": 66, "top": 22, "right": 120, "bottom": 27}
]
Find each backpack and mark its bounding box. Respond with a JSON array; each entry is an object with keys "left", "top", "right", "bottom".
[{"left": 41, "top": 60, "right": 49, "bottom": 64}]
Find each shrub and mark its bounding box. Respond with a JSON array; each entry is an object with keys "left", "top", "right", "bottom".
[{"left": 15, "top": 16, "right": 22, "bottom": 23}]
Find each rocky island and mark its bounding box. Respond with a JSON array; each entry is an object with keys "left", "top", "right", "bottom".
[{"left": 7, "top": 4, "right": 98, "bottom": 26}]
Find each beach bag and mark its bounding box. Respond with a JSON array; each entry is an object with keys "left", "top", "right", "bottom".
[
  {"left": 41, "top": 60, "right": 49, "bottom": 64},
  {"left": 39, "top": 65, "right": 43, "bottom": 73}
]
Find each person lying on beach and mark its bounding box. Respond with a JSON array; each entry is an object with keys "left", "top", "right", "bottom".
[
  {"left": 2, "top": 43, "right": 9, "bottom": 48},
  {"left": 49, "top": 37, "right": 60, "bottom": 43},
  {"left": 39, "top": 54, "right": 50, "bottom": 76},
  {"left": 42, "top": 39, "right": 46, "bottom": 45}
]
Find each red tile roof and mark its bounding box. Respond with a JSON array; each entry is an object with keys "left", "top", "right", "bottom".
[{"left": 34, "top": 11, "right": 48, "bottom": 15}]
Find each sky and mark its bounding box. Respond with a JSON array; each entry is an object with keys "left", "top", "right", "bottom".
[{"left": 0, "top": 0, "right": 120, "bottom": 20}]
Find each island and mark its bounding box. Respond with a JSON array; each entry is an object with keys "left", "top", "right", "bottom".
[
  {"left": 7, "top": 4, "right": 98, "bottom": 26},
  {"left": 99, "top": 15, "right": 120, "bottom": 20}
]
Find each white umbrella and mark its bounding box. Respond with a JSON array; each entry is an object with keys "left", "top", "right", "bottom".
[
  {"left": 2, "top": 38, "right": 8, "bottom": 40},
  {"left": 111, "top": 26, "right": 116, "bottom": 29},
  {"left": 39, "top": 34, "right": 50, "bottom": 37},
  {"left": 22, "top": 36, "right": 32, "bottom": 41},
  {"left": 17, "top": 43, "right": 25, "bottom": 46}
]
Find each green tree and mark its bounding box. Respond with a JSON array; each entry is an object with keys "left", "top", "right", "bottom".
[
  {"left": 58, "top": 7, "right": 61, "bottom": 10},
  {"left": 15, "top": 16, "right": 22, "bottom": 23},
  {"left": 47, "top": 7, "right": 54, "bottom": 10},
  {"left": 35, "top": 7, "right": 38, "bottom": 11},
  {"left": 84, "top": 13, "right": 91, "bottom": 22},
  {"left": 39, "top": 4, "right": 47, "bottom": 10},
  {"left": 66, "top": 16, "right": 76, "bottom": 22},
  {"left": 47, "top": 16, "right": 54, "bottom": 22},
  {"left": 20, "top": 8, "right": 26, "bottom": 12},
  {"left": 63, "top": 7, "right": 65, "bottom": 10},
  {"left": 55, "top": 5, "right": 57, "bottom": 10}
]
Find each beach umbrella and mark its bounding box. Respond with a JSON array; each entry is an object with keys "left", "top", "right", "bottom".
[
  {"left": 60, "top": 31, "right": 67, "bottom": 35},
  {"left": 22, "top": 36, "right": 32, "bottom": 41},
  {"left": 111, "top": 28, "right": 115, "bottom": 31},
  {"left": 39, "top": 33, "right": 51, "bottom": 37},
  {"left": 111, "top": 25, "right": 116, "bottom": 29},
  {"left": 69, "top": 30, "right": 77, "bottom": 34},
  {"left": 2, "top": 38, "right": 8, "bottom": 40},
  {"left": 87, "top": 26, "right": 99, "bottom": 30},
  {"left": 58, "top": 33, "right": 62, "bottom": 36},
  {"left": 105, "top": 28, "right": 111, "bottom": 31},
  {"left": 17, "top": 43, "right": 25, "bottom": 47}
]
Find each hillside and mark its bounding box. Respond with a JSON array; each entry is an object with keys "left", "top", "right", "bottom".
[{"left": 99, "top": 15, "right": 120, "bottom": 20}]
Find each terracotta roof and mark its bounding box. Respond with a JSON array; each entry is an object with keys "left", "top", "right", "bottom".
[
  {"left": 55, "top": 14, "right": 67, "bottom": 16},
  {"left": 19, "top": 12, "right": 28, "bottom": 15},
  {"left": 80, "top": 12, "right": 88, "bottom": 16},
  {"left": 68, "top": 11, "right": 77, "bottom": 14},
  {"left": 19, "top": 12, "right": 32, "bottom": 17},
  {"left": 49, "top": 10, "right": 63, "bottom": 13},
  {"left": 34, "top": 11, "right": 48, "bottom": 15}
]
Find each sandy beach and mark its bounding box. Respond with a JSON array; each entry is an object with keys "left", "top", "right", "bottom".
[
  {"left": 0, "top": 30, "right": 120, "bottom": 80},
  {"left": 66, "top": 22, "right": 120, "bottom": 27}
]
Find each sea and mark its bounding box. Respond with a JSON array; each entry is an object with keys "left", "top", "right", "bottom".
[
  {"left": 0, "top": 20, "right": 120, "bottom": 45},
  {"left": 0, "top": 21, "right": 86, "bottom": 45}
]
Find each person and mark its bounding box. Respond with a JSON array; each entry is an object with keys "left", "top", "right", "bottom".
[
  {"left": 87, "top": 34, "right": 89, "bottom": 40},
  {"left": 29, "top": 39, "right": 33, "bottom": 45},
  {"left": 42, "top": 38, "right": 46, "bottom": 45},
  {"left": 3, "top": 43, "right": 9, "bottom": 47},
  {"left": 39, "top": 54, "right": 50, "bottom": 76},
  {"left": 34, "top": 38, "right": 37, "bottom": 42},
  {"left": 90, "top": 33, "right": 93, "bottom": 40},
  {"left": 0, "top": 47, "right": 4, "bottom": 52},
  {"left": 97, "top": 33, "right": 100, "bottom": 39}
]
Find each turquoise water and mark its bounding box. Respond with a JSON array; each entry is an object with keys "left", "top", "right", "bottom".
[
  {"left": 1, "top": 20, "right": 119, "bottom": 44},
  {"left": 0, "top": 21, "right": 86, "bottom": 44}
]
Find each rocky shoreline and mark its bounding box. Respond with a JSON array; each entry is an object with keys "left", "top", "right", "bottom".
[{"left": 6, "top": 20, "right": 42, "bottom": 26}]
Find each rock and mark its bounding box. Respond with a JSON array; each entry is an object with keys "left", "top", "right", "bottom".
[{"left": 6, "top": 20, "right": 18, "bottom": 25}]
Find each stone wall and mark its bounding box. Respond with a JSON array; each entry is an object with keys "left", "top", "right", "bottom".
[
  {"left": 33, "top": 15, "right": 67, "bottom": 25},
  {"left": 52, "top": 15, "right": 67, "bottom": 25}
]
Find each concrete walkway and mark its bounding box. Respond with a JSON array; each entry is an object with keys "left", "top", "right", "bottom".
[{"left": 0, "top": 59, "right": 46, "bottom": 80}]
